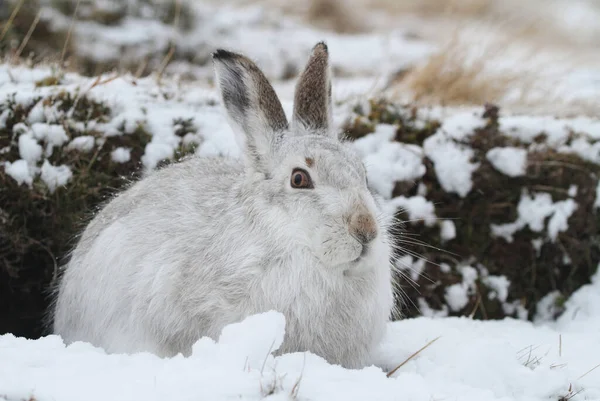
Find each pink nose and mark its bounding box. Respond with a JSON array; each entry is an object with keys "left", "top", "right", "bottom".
[{"left": 349, "top": 212, "right": 378, "bottom": 244}]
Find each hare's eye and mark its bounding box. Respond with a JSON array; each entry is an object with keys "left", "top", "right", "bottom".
[{"left": 290, "top": 168, "right": 313, "bottom": 189}]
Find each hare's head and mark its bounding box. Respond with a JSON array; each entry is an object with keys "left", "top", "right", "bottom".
[{"left": 212, "top": 42, "right": 389, "bottom": 271}]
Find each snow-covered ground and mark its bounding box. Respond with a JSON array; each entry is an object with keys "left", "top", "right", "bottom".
[
  {"left": 1, "top": 271, "right": 599, "bottom": 401},
  {"left": 2, "top": 0, "right": 600, "bottom": 399}
]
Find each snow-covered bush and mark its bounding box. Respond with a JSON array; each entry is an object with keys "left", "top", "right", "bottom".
[
  {"left": 345, "top": 99, "right": 600, "bottom": 321},
  {"left": 0, "top": 69, "right": 202, "bottom": 338}
]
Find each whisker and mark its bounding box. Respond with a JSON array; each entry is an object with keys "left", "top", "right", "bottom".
[
  {"left": 394, "top": 239, "right": 460, "bottom": 257},
  {"left": 392, "top": 255, "right": 435, "bottom": 284}
]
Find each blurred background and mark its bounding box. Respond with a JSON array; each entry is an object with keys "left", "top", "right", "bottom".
[
  {"left": 1, "top": 0, "right": 599, "bottom": 340},
  {"left": 2, "top": 0, "right": 600, "bottom": 113}
]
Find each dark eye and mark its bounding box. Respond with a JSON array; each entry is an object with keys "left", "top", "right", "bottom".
[{"left": 290, "top": 168, "right": 313, "bottom": 189}]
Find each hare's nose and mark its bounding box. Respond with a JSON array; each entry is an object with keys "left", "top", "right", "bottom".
[{"left": 349, "top": 212, "right": 378, "bottom": 245}]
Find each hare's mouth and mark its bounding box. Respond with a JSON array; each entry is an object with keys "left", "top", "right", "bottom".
[{"left": 352, "top": 243, "right": 370, "bottom": 262}]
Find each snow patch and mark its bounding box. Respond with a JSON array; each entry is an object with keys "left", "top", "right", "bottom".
[
  {"left": 18, "top": 132, "right": 43, "bottom": 164},
  {"left": 439, "top": 220, "right": 456, "bottom": 242},
  {"left": 486, "top": 147, "right": 528, "bottom": 177},
  {"left": 0, "top": 109, "right": 9, "bottom": 128},
  {"left": 40, "top": 160, "right": 73, "bottom": 193},
  {"left": 67, "top": 136, "right": 95, "bottom": 153},
  {"left": 445, "top": 283, "right": 469, "bottom": 312},
  {"left": 534, "top": 291, "right": 563, "bottom": 323},
  {"left": 438, "top": 111, "right": 487, "bottom": 140},
  {"left": 31, "top": 123, "right": 69, "bottom": 154},
  {"left": 111, "top": 147, "right": 131, "bottom": 163},
  {"left": 482, "top": 275, "right": 510, "bottom": 302},
  {"left": 386, "top": 195, "right": 437, "bottom": 227},
  {"left": 491, "top": 192, "right": 577, "bottom": 242},
  {"left": 354, "top": 124, "right": 426, "bottom": 199},
  {"left": 141, "top": 143, "right": 174, "bottom": 170},
  {"left": 423, "top": 132, "right": 479, "bottom": 197},
  {"left": 3, "top": 159, "right": 33, "bottom": 186}
]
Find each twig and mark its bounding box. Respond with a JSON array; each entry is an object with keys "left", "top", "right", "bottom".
[
  {"left": 13, "top": 9, "right": 42, "bottom": 61},
  {"left": 156, "top": 46, "right": 175, "bottom": 84},
  {"left": 290, "top": 353, "right": 306, "bottom": 399},
  {"left": 29, "top": 238, "right": 58, "bottom": 282},
  {"left": 155, "top": 0, "right": 181, "bottom": 84},
  {"left": 559, "top": 334, "right": 562, "bottom": 357},
  {"left": 71, "top": 72, "right": 120, "bottom": 115},
  {"left": 578, "top": 363, "right": 600, "bottom": 380},
  {"left": 61, "top": 0, "right": 82, "bottom": 66},
  {"left": 386, "top": 336, "right": 441, "bottom": 378},
  {"left": 0, "top": 0, "right": 26, "bottom": 42},
  {"left": 260, "top": 338, "right": 277, "bottom": 375},
  {"left": 173, "top": 0, "right": 182, "bottom": 29},
  {"left": 468, "top": 288, "right": 482, "bottom": 319},
  {"left": 134, "top": 57, "right": 150, "bottom": 80}
]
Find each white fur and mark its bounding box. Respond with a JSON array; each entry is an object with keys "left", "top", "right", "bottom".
[{"left": 51, "top": 43, "right": 395, "bottom": 369}]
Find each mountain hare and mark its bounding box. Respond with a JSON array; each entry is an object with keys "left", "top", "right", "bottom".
[{"left": 51, "top": 42, "right": 395, "bottom": 369}]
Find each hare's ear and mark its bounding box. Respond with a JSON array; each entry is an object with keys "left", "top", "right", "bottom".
[
  {"left": 212, "top": 49, "right": 288, "bottom": 171},
  {"left": 292, "top": 42, "right": 334, "bottom": 137}
]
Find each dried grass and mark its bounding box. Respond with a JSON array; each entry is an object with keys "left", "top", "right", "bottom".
[
  {"left": 365, "top": 0, "right": 491, "bottom": 18},
  {"left": 390, "top": 30, "right": 530, "bottom": 107},
  {"left": 384, "top": 24, "right": 600, "bottom": 116},
  {"left": 306, "top": 0, "right": 364, "bottom": 33}
]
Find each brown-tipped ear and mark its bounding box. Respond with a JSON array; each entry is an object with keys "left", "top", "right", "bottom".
[
  {"left": 212, "top": 49, "right": 288, "bottom": 171},
  {"left": 292, "top": 42, "right": 333, "bottom": 136}
]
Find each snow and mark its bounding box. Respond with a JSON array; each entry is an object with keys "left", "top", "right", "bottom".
[
  {"left": 499, "top": 115, "right": 600, "bottom": 164},
  {"left": 491, "top": 192, "right": 578, "bottom": 242},
  {"left": 0, "top": 109, "right": 9, "bottom": 128},
  {"left": 423, "top": 131, "right": 479, "bottom": 197},
  {"left": 142, "top": 142, "right": 174, "bottom": 170},
  {"left": 547, "top": 199, "right": 578, "bottom": 242},
  {"left": 32, "top": 1, "right": 434, "bottom": 82},
  {"left": 1, "top": 1, "right": 600, "bottom": 398},
  {"left": 353, "top": 124, "right": 426, "bottom": 199},
  {"left": 534, "top": 291, "right": 563, "bottom": 323},
  {"left": 67, "top": 136, "right": 95, "bottom": 153},
  {"left": 461, "top": 265, "right": 479, "bottom": 286},
  {"left": 486, "top": 146, "right": 528, "bottom": 177},
  {"left": 568, "top": 185, "right": 578, "bottom": 197},
  {"left": 40, "top": 160, "right": 73, "bottom": 193},
  {"left": 3, "top": 159, "right": 33, "bottom": 186},
  {"left": 17, "top": 131, "right": 43, "bottom": 164},
  {"left": 438, "top": 111, "right": 487, "bottom": 140},
  {"left": 2, "top": 270, "right": 599, "bottom": 401},
  {"left": 31, "top": 123, "right": 69, "bottom": 152},
  {"left": 445, "top": 283, "right": 470, "bottom": 312},
  {"left": 385, "top": 195, "right": 437, "bottom": 227},
  {"left": 111, "top": 147, "right": 131, "bottom": 163},
  {"left": 482, "top": 275, "right": 511, "bottom": 303},
  {"left": 439, "top": 220, "right": 457, "bottom": 242}
]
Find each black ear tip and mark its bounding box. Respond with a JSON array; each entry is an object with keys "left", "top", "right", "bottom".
[
  {"left": 313, "top": 41, "right": 328, "bottom": 53},
  {"left": 212, "top": 49, "right": 238, "bottom": 60}
]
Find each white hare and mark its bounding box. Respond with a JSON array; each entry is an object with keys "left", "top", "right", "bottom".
[{"left": 51, "top": 42, "right": 395, "bottom": 369}]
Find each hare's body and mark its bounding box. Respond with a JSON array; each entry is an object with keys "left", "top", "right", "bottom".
[{"left": 52, "top": 43, "right": 395, "bottom": 368}]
